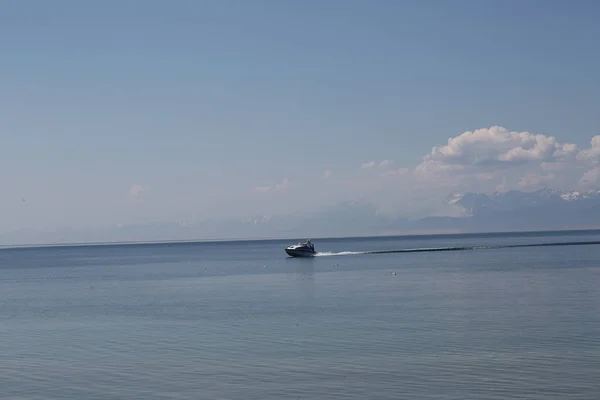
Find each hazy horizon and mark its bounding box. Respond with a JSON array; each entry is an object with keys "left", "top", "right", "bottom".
[
  {"left": 3, "top": 1, "right": 600, "bottom": 244},
  {"left": 5, "top": 226, "right": 600, "bottom": 250}
]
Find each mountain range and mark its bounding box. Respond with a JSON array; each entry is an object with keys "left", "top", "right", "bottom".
[
  {"left": 435, "top": 189, "right": 600, "bottom": 231},
  {"left": 3, "top": 189, "right": 600, "bottom": 245}
]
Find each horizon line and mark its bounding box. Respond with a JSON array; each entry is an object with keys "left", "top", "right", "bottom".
[{"left": 2, "top": 227, "right": 600, "bottom": 251}]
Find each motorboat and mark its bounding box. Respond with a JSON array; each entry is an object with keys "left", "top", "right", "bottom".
[{"left": 285, "top": 239, "right": 316, "bottom": 257}]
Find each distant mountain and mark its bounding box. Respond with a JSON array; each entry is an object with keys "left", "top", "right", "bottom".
[
  {"left": 446, "top": 189, "right": 600, "bottom": 216},
  {"left": 423, "top": 189, "right": 600, "bottom": 232},
  {"left": 0, "top": 201, "right": 407, "bottom": 246},
  {"left": 4, "top": 190, "right": 600, "bottom": 246}
]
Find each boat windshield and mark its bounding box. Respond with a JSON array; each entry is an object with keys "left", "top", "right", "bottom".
[{"left": 300, "top": 240, "right": 313, "bottom": 249}]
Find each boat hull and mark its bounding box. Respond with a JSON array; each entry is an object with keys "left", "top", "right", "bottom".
[{"left": 285, "top": 248, "right": 316, "bottom": 257}]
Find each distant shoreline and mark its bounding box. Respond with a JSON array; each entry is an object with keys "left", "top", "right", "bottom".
[{"left": 2, "top": 227, "right": 600, "bottom": 251}]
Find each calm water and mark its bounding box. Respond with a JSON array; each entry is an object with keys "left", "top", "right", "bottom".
[{"left": 1, "top": 231, "right": 600, "bottom": 399}]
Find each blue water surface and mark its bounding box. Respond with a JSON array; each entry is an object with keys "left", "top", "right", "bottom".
[{"left": 1, "top": 231, "right": 599, "bottom": 399}]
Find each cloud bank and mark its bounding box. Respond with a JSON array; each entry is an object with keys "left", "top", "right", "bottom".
[
  {"left": 249, "top": 126, "right": 600, "bottom": 221},
  {"left": 352, "top": 126, "right": 600, "bottom": 217}
]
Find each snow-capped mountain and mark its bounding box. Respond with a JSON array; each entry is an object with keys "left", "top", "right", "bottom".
[{"left": 446, "top": 189, "right": 600, "bottom": 216}]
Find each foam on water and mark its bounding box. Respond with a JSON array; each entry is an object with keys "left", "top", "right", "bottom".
[{"left": 315, "top": 251, "right": 363, "bottom": 256}]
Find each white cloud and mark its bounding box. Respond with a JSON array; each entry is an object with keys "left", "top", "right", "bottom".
[
  {"left": 576, "top": 135, "right": 600, "bottom": 165},
  {"left": 361, "top": 160, "right": 394, "bottom": 169},
  {"left": 341, "top": 126, "right": 600, "bottom": 218},
  {"left": 409, "top": 126, "right": 596, "bottom": 193},
  {"left": 275, "top": 178, "right": 290, "bottom": 190},
  {"left": 254, "top": 178, "right": 290, "bottom": 193},
  {"left": 579, "top": 166, "right": 600, "bottom": 188},
  {"left": 378, "top": 160, "right": 394, "bottom": 168},
  {"left": 249, "top": 126, "right": 599, "bottom": 219},
  {"left": 128, "top": 184, "right": 146, "bottom": 202},
  {"left": 361, "top": 161, "right": 376, "bottom": 169},
  {"left": 420, "top": 126, "right": 578, "bottom": 170}
]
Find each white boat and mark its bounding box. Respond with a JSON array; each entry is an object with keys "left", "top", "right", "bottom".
[{"left": 285, "top": 239, "right": 316, "bottom": 257}]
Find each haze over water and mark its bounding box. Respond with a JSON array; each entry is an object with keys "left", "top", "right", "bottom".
[{"left": 1, "top": 230, "right": 600, "bottom": 399}]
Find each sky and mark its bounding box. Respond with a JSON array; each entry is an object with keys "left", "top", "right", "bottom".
[{"left": 1, "top": 0, "right": 600, "bottom": 236}]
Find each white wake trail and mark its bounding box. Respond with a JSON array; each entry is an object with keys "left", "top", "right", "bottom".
[{"left": 315, "top": 251, "right": 364, "bottom": 257}]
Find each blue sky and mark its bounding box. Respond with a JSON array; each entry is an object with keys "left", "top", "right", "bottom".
[{"left": 1, "top": 0, "right": 600, "bottom": 235}]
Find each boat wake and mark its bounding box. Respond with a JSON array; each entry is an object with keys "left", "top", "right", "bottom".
[
  {"left": 313, "top": 240, "right": 600, "bottom": 257},
  {"left": 315, "top": 251, "right": 364, "bottom": 257}
]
